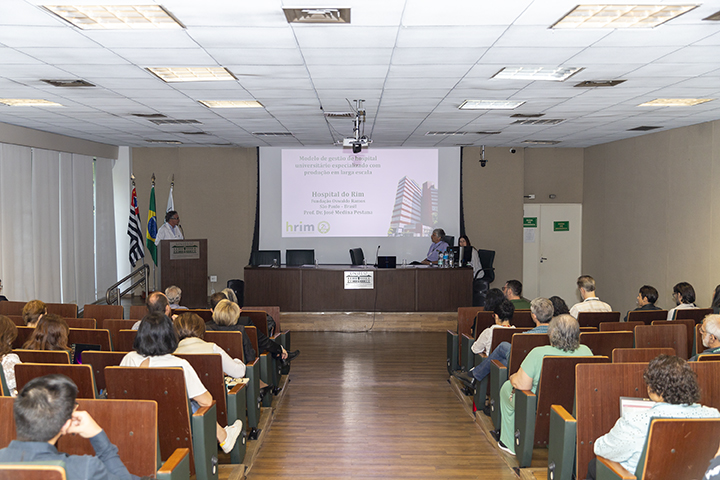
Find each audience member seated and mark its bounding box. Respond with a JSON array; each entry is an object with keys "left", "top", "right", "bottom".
[
  {"left": 132, "top": 291, "right": 172, "bottom": 330},
  {"left": 590, "top": 355, "right": 720, "bottom": 479},
  {"left": 119, "top": 313, "right": 242, "bottom": 454},
  {"left": 0, "top": 374, "right": 137, "bottom": 480},
  {"left": 549, "top": 296, "right": 570, "bottom": 316},
  {"left": 623, "top": 285, "right": 661, "bottom": 321},
  {"left": 712, "top": 285, "right": 720, "bottom": 315},
  {"left": 209, "top": 293, "right": 298, "bottom": 365},
  {"left": 22, "top": 314, "right": 71, "bottom": 352},
  {"left": 420, "top": 228, "right": 449, "bottom": 265},
  {"left": 173, "top": 312, "right": 246, "bottom": 378},
  {"left": 690, "top": 314, "right": 720, "bottom": 361},
  {"left": 165, "top": 285, "right": 188, "bottom": 311},
  {"left": 497, "top": 314, "right": 593, "bottom": 456},
  {"left": 705, "top": 442, "right": 720, "bottom": 480},
  {"left": 569, "top": 275, "right": 612, "bottom": 319},
  {"left": 206, "top": 298, "right": 257, "bottom": 363},
  {"left": 0, "top": 315, "right": 21, "bottom": 395},
  {"left": 471, "top": 299, "right": 515, "bottom": 356},
  {"left": 667, "top": 281, "right": 698, "bottom": 320},
  {"left": 454, "top": 297, "right": 553, "bottom": 391},
  {"left": 22, "top": 299, "right": 47, "bottom": 327},
  {"left": 503, "top": 280, "right": 531, "bottom": 310}
]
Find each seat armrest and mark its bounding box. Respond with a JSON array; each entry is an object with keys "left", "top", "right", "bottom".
[
  {"left": 157, "top": 448, "right": 190, "bottom": 480},
  {"left": 514, "top": 389, "right": 537, "bottom": 468},
  {"left": 226, "top": 384, "right": 247, "bottom": 464},
  {"left": 461, "top": 333, "right": 475, "bottom": 372},
  {"left": 547, "top": 405, "right": 577, "bottom": 480},
  {"left": 191, "top": 403, "right": 219, "bottom": 480},
  {"left": 259, "top": 353, "right": 273, "bottom": 406},
  {"left": 489, "top": 360, "right": 508, "bottom": 430},
  {"left": 446, "top": 330, "right": 459, "bottom": 372},
  {"left": 245, "top": 360, "right": 260, "bottom": 429},
  {"left": 596, "top": 456, "right": 636, "bottom": 480}
]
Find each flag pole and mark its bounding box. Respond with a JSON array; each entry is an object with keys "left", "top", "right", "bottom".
[{"left": 151, "top": 173, "right": 157, "bottom": 291}]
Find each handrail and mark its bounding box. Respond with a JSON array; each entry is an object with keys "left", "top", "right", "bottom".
[{"left": 105, "top": 264, "right": 150, "bottom": 306}]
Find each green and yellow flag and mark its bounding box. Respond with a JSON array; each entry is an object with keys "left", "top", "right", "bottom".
[{"left": 146, "top": 184, "right": 157, "bottom": 265}]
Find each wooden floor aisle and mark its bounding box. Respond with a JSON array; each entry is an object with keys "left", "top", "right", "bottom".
[{"left": 246, "top": 331, "right": 519, "bottom": 480}]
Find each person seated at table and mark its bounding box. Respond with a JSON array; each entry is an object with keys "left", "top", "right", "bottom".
[
  {"left": 420, "top": 228, "right": 449, "bottom": 265},
  {"left": 173, "top": 312, "right": 246, "bottom": 378},
  {"left": 120, "top": 313, "right": 243, "bottom": 454},
  {"left": 0, "top": 374, "right": 137, "bottom": 480},
  {"left": 22, "top": 314, "right": 71, "bottom": 352},
  {"left": 590, "top": 354, "right": 720, "bottom": 478},
  {"left": 0, "top": 315, "right": 21, "bottom": 396},
  {"left": 22, "top": 299, "right": 47, "bottom": 327}
]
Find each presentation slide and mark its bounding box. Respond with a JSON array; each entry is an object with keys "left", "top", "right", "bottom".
[
  {"left": 281, "top": 149, "right": 439, "bottom": 238},
  {"left": 259, "top": 147, "right": 460, "bottom": 264}
]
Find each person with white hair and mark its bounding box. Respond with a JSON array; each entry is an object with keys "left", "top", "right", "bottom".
[{"left": 165, "top": 285, "right": 187, "bottom": 311}]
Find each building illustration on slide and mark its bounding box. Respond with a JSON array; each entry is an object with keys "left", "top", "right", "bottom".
[{"left": 388, "top": 176, "right": 438, "bottom": 236}]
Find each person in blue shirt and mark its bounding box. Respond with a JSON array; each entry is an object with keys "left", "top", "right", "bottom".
[{"left": 421, "top": 228, "right": 448, "bottom": 265}]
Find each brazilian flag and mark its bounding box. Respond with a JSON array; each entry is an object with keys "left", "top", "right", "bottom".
[{"left": 146, "top": 185, "right": 157, "bottom": 265}]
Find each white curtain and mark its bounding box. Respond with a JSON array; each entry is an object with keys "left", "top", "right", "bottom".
[
  {"left": 31, "top": 149, "right": 62, "bottom": 302},
  {"left": 94, "top": 157, "right": 117, "bottom": 300}
]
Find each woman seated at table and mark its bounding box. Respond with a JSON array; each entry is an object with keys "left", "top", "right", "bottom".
[
  {"left": 173, "top": 312, "right": 246, "bottom": 378},
  {"left": 22, "top": 314, "right": 70, "bottom": 352},
  {"left": 120, "top": 313, "right": 243, "bottom": 454},
  {"left": 590, "top": 354, "right": 720, "bottom": 478}
]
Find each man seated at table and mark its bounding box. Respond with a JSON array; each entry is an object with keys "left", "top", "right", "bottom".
[
  {"left": 420, "top": 228, "right": 448, "bottom": 265},
  {"left": 0, "top": 374, "right": 137, "bottom": 480}
]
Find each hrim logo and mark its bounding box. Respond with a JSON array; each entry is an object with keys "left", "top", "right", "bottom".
[{"left": 286, "top": 221, "right": 315, "bottom": 233}]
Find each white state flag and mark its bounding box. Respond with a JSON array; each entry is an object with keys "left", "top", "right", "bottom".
[{"left": 166, "top": 184, "right": 175, "bottom": 213}]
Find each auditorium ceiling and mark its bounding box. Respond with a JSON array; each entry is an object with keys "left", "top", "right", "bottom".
[{"left": 1, "top": 0, "right": 720, "bottom": 148}]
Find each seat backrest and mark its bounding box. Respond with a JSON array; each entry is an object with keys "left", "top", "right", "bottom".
[
  {"left": 129, "top": 305, "right": 148, "bottom": 321},
  {"left": 0, "top": 301, "right": 25, "bottom": 316},
  {"left": 473, "top": 311, "right": 496, "bottom": 339},
  {"left": 534, "top": 356, "right": 609, "bottom": 447},
  {"left": 64, "top": 318, "right": 96, "bottom": 329},
  {"left": 0, "top": 463, "right": 66, "bottom": 480},
  {"left": 101, "top": 319, "right": 137, "bottom": 349},
  {"left": 599, "top": 321, "right": 644, "bottom": 332},
  {"left": 105, "top": 367, "right": 195, "bottom": 474},
  {"left": 6, "top": 316, "right": 24, "bottom": 326},
  {"left": 14, "top": 364, "right": 96, "bottom": 399},
  {"left": 244, "top": 326, "right": 260, "bottom": 357},
  {"left": 13, "top": 350, "right": 70, "bottom": 364},
  {"left": 244, "top": 306, "right": 281, "bottom": 331},
  {"left": 652, "top": 319, "right": 694, "bottom": 357},
  {"left": 635, "top": 324, "right": 688, "bottom": 359},
  {"left": 0, "top": 397, "right": 15, "bottom": 448},
  {"left": 46, "top": 303, "right": 77, "bottom": 318},
  {"left": 579, "top": 331, "right": 634, "bottom": 358},
  {"left": 349, "top": 248, "right": 364, "bottom": 266},
  {"left": 251, "top": 250, "right": 281, "bottom": 267},
  {"left": 114, "top": 330, "right": 137, "bottom": 353},
  {"left": 67, "top": 328, "right": 111, "bottom": 351},
  {"left": 476, "top": 250, "right": 495, "bottom": 283},
  {"left": 675, "top": 307, "right": 713, "bottom": 324},
  {"left": 636, "top": 418, "right": 720, "bottom": 479},
  {"left": 243, "top": 311, "right": 269, "bottom": 337},
  {"left": 204, "top": 331, "right": 244, "bottom": 363},
  {"left": 80, "top": 351, "right": 127, "bottom": 393},
  {"left": 612, "top": 347, "right": 675, "bottom": 363},
  {"left": 175, "top": 353, "right": 227, "bottom": 425},
  {"left": 13, "top": 327, "right": 34, "bottom": 349},
  {"left": 286, "top": 249, "right": 314, "bottom": 266},
  {"left": 575, "top": 362, "right": 648, "bottom": 480},
  {"left": 177, "top": 309, "right": 213, "bottom": 323},
  {"left": 511, "top": 310, "right": 535, "bottom": 328},
  {"left": 690, "top": 361, "right": 720, "bottom": 410},
  {"left": 627, "top": 309, "right": 668, "bottom": 324},
  {"left": 576, "top": 311, "right": 620, "bottom": 328},
  {"left": 81, "top": 305, "right": 123, "bottom": 326},
  {"left": 489, "top": 327, "right": 532, "bottom": 353},
  {"left": 57, "top": 399, "right": 158, "bottom": 478},
  {"left": 443, "top": 235, "right": 454, "bottom": 247},
  {"left": 458, "top": 307, "right": 485, "bottom": 338},
  {"left": 508, "top": 334, "right": 550, "bottom": 376}
]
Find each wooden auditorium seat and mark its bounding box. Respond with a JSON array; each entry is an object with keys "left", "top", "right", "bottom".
[
  {"left": 14, "top": 364, "right": 96, "bottom": 399},
  {"left": 67, "top": 328, "right": 111, "bottom": 351},
  {"left": 80, "top": 351, "right": 126, "bottom": 394},
  {"left": 579, "top": 331, "right": 634, "bottom": 358},
  {"left": 113, "top": 330, "right": 137, "bottom": 352},
  {"left": 64, "top": 318, "right": 96, "bottom": 329},
  {"left": 13, "top": 349, "right": 70, "bottom": 364},
  {"left": 635, "top": 324, "right": 688, "bottom": 359},
  {"left": 46, "top": 303, "right": 77, "bottom": 318},
  {"left": 626, "top": 309, "right": 668, "bottom": 324},
  {"left": 652, "top": 319, "right": 694, "bottom": 357},
  {"left": 0, "top": 301, "right": 25, "bottom": 316},
  {"left": 576, "top": 311, "right": 620, "bottom": 328},
  {"left": 101, "top": 319, "right": 137, "bottom": 349},
  {"left": 81, "top": 304, "right": 123, "bottom": 326},
  {"left": 599, "top": 321, "right": 643, "bottom": 332},
  {"left": 675, "top": 307, "right": 713, "bottom": 324},
  {"left": 612, "top": 347, "right": 675, "bottom": 363}
]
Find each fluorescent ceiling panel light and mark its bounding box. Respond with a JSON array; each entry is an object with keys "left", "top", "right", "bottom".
[
  {"left": 425, "top": 131, "right": 501, "bottom": 135},
  {"left": 324, "top": 112, "right": 354, "bottom": 118},
  {"left": 459, "top": 100, "right": 525, "bottom": 110},
  {"left": 252, "top": 132, "right": 293, "bottom": 136},
  {"left": 512, "top": 119, "right": 565, "bottom": 125},
  {"left": 511, "top": 113, "right": 545, "bottom": 118},
  {"left": 628, "top": 126, "right": 662, "bottom": 131},
  {"left": 147, "top": 67, "right": 236, "bottom": 83},
  {"left": 704, "top": 10, "right": 720, "bottom": 20},
  {"left": 638, "top": 98, "right": 714, "bottom": 107},
  {"left": 492, "top": 66, "right": 583, "bottom": 82},
  {"left": 41, "top": 79, "right": 95, "bottom": 87},
  {"left": 132, "top": 113, "right": 167, "bottom": 118},
  {"left": 551, "top": 5, "right": 697, "bottom": 29},
  {"left": 283, "top": 7, "right": 350, "bottom": 23},
  {"left": 574, "top": 79, "right": 626, "bottom": 88},
  {"left": 148, "top": 119, "right": 202, "bottom": 125},
  {"left": 522, "top": 140, "right": 561, "bottom": 145},
  {"left": 146, "top": 139, "right": 182, "bottom": 144},
  {"left": 198, "top": 100, "right": 263, "bottom": 108},
  {"left": 42, "top": 5, "right": 184, "bottom": 30},
  {"left": 0, "top": 98, "right": 63, "bottom": 106}
]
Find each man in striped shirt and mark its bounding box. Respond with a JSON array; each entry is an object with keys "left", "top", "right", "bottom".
[{"left": 569, "top": 275, "right": 612, "bottom": 319}]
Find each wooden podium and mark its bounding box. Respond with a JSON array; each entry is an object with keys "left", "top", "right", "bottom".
[{"left": 159, "top": 239, "right": 208, "bottom": 308}]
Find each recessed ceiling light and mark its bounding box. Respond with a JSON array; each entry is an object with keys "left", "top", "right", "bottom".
[
  {"left": 324, "top": 112, "right": 354, "bottom": 118},
  {"left": 283, "top": 7, "right": 350, "bottom": 23},
  {"left": 132, "top": 113, "right": 167, "bottom": 119},
  {"left": 459, "top": 100, "right": 526, "bottom": 110},
  {"left": 574, "top": 79, "right": 626, "bottom": 88},
  {"left": 146, "top": 67, "right": 236, "bottom": 83},
  {"left": 252, "top": 132, "right": 294, "bottom": 137},
  {"left": 638, "top": 98, "right": 714, "bottom": 107},
  {"left": 145, "top": 139, "right": 182, "bottom": 144},
  {"left": 628, "top": 126, "right": 663, "bottom": 131},
  {"left": 41, "top": 79, "right": 95, "bottom": 87},
  {"left": 704, "top": 10, "right": 720, "bottom": 20},
  {"left": 42, "top": 5, "right": 184, "bottom": 30},
  {"left": 425, "top": 131, "right": 501, "bottom": 136},
  {"left": 198, "top": 100, "right": 263, "bottom": 108},
  {"left": 512, "top": 119, "right": 565, "bottom": 125},
  {"left": 492, "top": 66, "right": 583, "bottom": 82},
  {"left": 0, "top": 98, "right": 63, "bottom": 107},
  {"left": 551, "top": 5, "right": 697, "bottom": 29},
  {"left": 148, "top": 119, "right": 201, "bottom": 125},
  {"left": 180, "top": 131, "right": 208, "bottom": 135},
  {"left": 511, "top": 113, "right": 545, "bottom": 118},
  {"left": 522, "top": 140, "right": 561, "bottom": 145}
]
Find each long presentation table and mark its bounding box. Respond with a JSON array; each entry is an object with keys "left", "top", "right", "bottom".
[{"left": 244, "top": 265, "right": 472, "bottom": 312}]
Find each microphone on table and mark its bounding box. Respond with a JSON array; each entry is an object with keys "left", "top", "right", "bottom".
[{"left": 375, "top": 245, "right": 380, "bottom": 267}]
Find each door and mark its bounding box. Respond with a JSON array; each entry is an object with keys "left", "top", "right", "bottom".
[{"left": 523, "top": 204, "right": 582, "bottom": 306}]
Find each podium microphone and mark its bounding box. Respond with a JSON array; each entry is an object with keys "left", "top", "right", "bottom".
[{"left": 375, "top": 245, "right": 380, "bottom": 267}]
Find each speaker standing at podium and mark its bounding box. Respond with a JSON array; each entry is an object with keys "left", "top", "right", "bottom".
[{"left": 155, "top": 210, "right": 184, "bottom": 244}]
